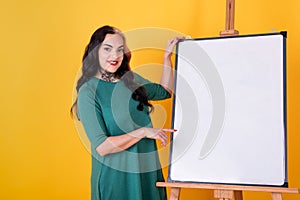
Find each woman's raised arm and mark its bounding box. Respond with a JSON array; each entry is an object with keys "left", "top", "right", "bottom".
[{"left": 160, "top": 37, "right": 184, "bottom": 94}]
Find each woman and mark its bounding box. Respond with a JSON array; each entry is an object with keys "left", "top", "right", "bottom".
[{"left": 71, "top": 25, "right": 180, "bottom": 200}]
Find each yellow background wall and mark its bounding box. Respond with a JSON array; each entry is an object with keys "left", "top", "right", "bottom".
[{"left": 0, "top": 0, "right": 299, "bottom": 199}]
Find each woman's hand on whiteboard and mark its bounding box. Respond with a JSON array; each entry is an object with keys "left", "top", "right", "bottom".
[
  {"left": 160, "top": 36, "right": 184, "bottom": 94},
  {"left": 164, "top": 36, "right": 185, "bottom": 59},
  {"left": 142, "top": 127, "right": 177, "bottom": 146}
]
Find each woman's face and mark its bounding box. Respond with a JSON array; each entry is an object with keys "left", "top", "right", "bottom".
[{"left": 98, "top": 33, "right": 124, "bottom": 73}]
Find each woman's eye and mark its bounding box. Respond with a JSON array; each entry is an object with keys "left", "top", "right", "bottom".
[
  {"left": 118, "top": 48, "right": 124, "bottom": 53},
  {"left": 104, "top": 47, "right": 111, "bottom": 52}
]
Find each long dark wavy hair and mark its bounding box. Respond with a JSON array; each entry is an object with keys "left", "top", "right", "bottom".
[{"left": 70, "top": 25, "right": 153, "bottom": 119}]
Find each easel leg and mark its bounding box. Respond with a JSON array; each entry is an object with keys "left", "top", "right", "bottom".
[
  {"left": 214, "top": 190, "right": 233, "bottom": 200},
  {"left": 170, "top": 187, "right": 181, "bottom": 200},
  {"left": 272, "top": 193, "right": 282, "bottom": 200},
  {"left": 234, "top": 191, "right": 243, "bottom": 200}
]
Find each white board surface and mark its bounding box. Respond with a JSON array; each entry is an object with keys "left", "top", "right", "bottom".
[{"left": 169, "top": 33, "right": 287, "bottom": 186}]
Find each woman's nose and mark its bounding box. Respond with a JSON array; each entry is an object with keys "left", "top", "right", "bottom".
[{"left": 110, "top": 51, "right": 119, "bottom": 59}]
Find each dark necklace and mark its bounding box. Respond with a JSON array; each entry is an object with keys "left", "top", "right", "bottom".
[{"left": 99, "top": 69, "right": 117, "bottom": 82}]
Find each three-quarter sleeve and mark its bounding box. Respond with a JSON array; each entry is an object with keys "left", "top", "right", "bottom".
[
  {"left": 143, "top": 83, "right": 171, "bottom": 100},
  {"left": 77, "top": 84, "right": 108, "bottom": 149},
  {"left": 133, "top": 73, "right": 171, "bottom": 100}
]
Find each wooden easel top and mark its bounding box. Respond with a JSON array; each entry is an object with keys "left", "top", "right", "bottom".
[{"left": 220, "top": 0, "right": 239, "bottom": 36}]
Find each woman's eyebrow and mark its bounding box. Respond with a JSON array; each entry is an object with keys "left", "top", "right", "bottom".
[
  {"left": 103, "top": 44, "right": 113, "bottom": 48},
  {"left": 103, "top": 43, "right": 124, "bottom": 48}
]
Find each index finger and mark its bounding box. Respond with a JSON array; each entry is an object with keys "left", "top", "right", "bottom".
[{"left": 162, "top": 128, "right": 177, "bottom": 132}]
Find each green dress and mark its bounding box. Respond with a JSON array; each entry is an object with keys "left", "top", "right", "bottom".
[{"left": 77, "top": 73, "right": 170, "bottom": 200}]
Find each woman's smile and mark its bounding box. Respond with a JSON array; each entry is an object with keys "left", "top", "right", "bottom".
[{"left": 108, "top": 60, "right": 119, "bottom": 67}]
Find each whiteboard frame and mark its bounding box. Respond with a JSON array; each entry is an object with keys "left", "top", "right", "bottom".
[{"left": 168, "top": 32, "right": 288, "bottom": 187}]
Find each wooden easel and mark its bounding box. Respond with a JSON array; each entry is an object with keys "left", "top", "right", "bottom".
[
  {"left": 156, "top": 0, "right": 300, "bottom": 199},
  {"left": 156, "top": 182, "right": 299, "bottom": 200}
]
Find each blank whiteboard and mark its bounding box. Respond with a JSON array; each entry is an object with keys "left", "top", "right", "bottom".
[{"left": 169, "top": 32, "right": 287, "bottom": 186}]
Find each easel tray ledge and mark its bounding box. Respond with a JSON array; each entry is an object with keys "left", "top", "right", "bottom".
[{"left": 156, "top": 182, "right": 299, "bottom": 194}]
